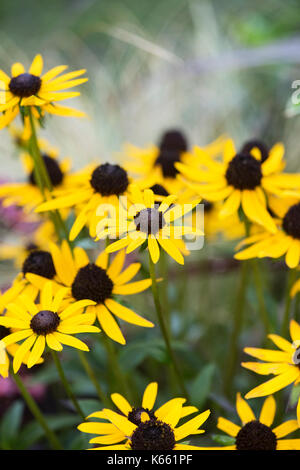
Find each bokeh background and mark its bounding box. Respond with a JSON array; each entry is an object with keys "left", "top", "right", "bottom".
[{"left": 0, "top": 0, "right": 300, "bottom": 449}]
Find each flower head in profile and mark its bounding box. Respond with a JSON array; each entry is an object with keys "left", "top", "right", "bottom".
[
  {"left": 0, "top": 54, "right": 88, "bottom": 129},
  {"left": 0, "top": 140, "right": 76, "bottom": 212},
  {"left": 234, "top": 197, "right": 300, "bottom": 268},
  {"left": 78, "top": 381, "right": 210, "bottom": 450},
  {"left": 26, "top": 242, "right": 154, "bottom": 345},
  {"left": 35, "top": 162, "right": 131, "bottom": 241},
  {"left": 177, "top": 138, "right": 300, "bottom": 233},
  {"left": 0, "top": 281, "right": 99, "bottom": 373},
  {"left": 98, "top": 186, "right": 201, "bottom": 265},
  {"left": 199, "top": 393, "right": 300, "bottom": 450},
  {"left": 242, "top": 320, "right": 300, "bottom": 425}
]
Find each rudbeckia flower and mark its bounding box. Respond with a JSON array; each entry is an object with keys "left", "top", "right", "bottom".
[
  {"left": 26, "top": 242, "right": 154, "bottom": 345},
  {"left": 0, "top": 54, "right": 87, "bottom": 129},
  {"left": 199, "top": 394, "right": 300, "bottom": 450},
  {"left": 78, "top": 382, "right": 210, "bottom": 450},
  {"left": 176, "top": 138, "right": 300, "bottom": 233},
  {"left": 0, "top": 281, "right": 99, "bottom": 373},
  {"left": 98, "top": 186, "right": 200, "bottom": 265},
  {"left": 35, "top": 162, "right": 131, "bottom": 241},
  {"left": 242, "top": 320, "right": 300, "bottom": 425},
  {"left": 234, "top": 199, "right": 300, "bottom": 268},
  {"left": 123, "top": 130, "right": 226, "bottom": 197},
  {"left": 0, "top": 140, "right": 80, "bottom": 213}
]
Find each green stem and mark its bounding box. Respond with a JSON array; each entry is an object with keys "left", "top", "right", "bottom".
[
  {"left": 51, "top": 350, "right": 86, "bottom": 421},
  {"left": 100, "top": 333, "right": 133, "bottom": 402},
  {"left": 27, "top": 108, "right": 69, "bottom": 242},
  {"left": 224, "top": 259, "right": 250, "bottom": 398},
  {"left": 77, "top": 350, "right": 110, "bottom": 406},
  {"left": 160, "top": 251, "right": 170, "bottom": 329},
  {"left": 251, "top": 259, "right": 273, "bottom": 335},
  {"left": 148, "top": 253, "right": 189, "bottom": 400},
  {"left": 281, "top": 269, "right": 297, "bottom": 337},
  {"left": 12, "top": 370, "right": 62, "bottom": 450}
]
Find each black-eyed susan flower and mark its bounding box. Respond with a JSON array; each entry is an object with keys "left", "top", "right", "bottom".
[
  {"left": 0, "top": 281, "right": 99, "bottom": 373},
  {"left": 98, "top": 186, "right": 200, "bottom": 265},
  {"left": 78, "top": 383, "right": 210, "bottom": 450},
  {"left": 0, "top": 140, "right": 80, "bottom": 213},
  {"left": 123, "top": 130, "right": 226, "bottom": 197},
  {"left": 35, "top": 162, "right": 131, "bottom": 241},
  {"left": 0, "top": 54, "right": 87, "bottom": 129},
  {"left": 177, "top": 138, "right": 300, "bottom": 233},
  {"left": 78, "top": 381, "right": 199, "bottom": 445},
  {"left": 199, "top": 394, "right": 300, "bottom": 450},
  {"left": 242, "top": 320, "right": 300, "bottom": 424},
  {"left": 26, "top": 241, "right": 153, "bottom": 345},
  {"left": 234, "top": 198, "right": 300, "bottom": 268}
]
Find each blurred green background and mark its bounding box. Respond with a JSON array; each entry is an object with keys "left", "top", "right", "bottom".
[
  {"left": 1, "top": 0, "right": 300, "bottom": 173},
  {"left": 0, "top": 0, "right": 300, "bottom": 449}
]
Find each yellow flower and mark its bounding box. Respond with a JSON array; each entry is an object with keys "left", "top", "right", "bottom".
[
  {"left": 78, "top": 381, "right": 210, "bottom": 450},
  {"left": 0, "top": 141, "right": 79, "bottom": 213},
  {"left": 177, "top": 138, "right": 300, "bottom": 233},
  {"left": 98, "top": 186, "right": 200, "bottom": 265},
  {"left": 123, "top": 130, "right": 226, "bottom": 197},
  {"left": 199, "top": 394, "right": 300, "bottom": 450},
  {"left": 35, "top": 163, "right": 131, "bottom": 241},
  {"left": 0, "top": 54, "right": 87, "bottom": 129},
  {"left": 234, "top": 198, "right": 300, "bottom": 268},
  {"left": 242, "top": 320, "right": 300, "bottom": 424},
  {"left": 26, "top": 242, "right": 154, "bottom": 345},
  {"left": 0, "top": 281, "right": 99, "bottom": 373}
]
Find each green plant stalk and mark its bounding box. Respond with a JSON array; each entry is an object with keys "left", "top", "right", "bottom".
[
  {"left": 251, "top": 259, "right": 273, "bottom": 335},
  {"left": 100, "top": 332, "right": 133, "bottom": 402},
  {"left": 12, "top": 369, "right": 62, "bottom": 450},
  {"left": 27, "top": 108, "right": 69, "bottom": 242},
  {"left": 148, "top": 253, "right": 189, "bottom": 400},
  {"left": 77, "top": 350, "right": 110, "bottom": 406},
  {"left": 281, "top": 269, "right": 297, "bottom": 337},
  {"left": 51, "top": 350, "right": 86, "bottom": 421},
  {"left": 224, "top": 259, "right": 250, "bottom": 398}
]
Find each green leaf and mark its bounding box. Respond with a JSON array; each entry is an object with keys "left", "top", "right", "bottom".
[
  {"left": 0, "top": 401, "right": 24, "bottom": 449},
  {"left": 190, "top": 363, "right": 216, "bottom": 408},
  {"left": 211, "top": 434, "right": 235, "bottom": 446}
]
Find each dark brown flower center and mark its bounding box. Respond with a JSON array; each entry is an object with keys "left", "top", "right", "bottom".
[
  {"left": 0, "top": 326, "right": 10, "bottom": 340},
  {"left": 30, "top": 310, "right": 60, "bottom": 335},
  {"left": 71, "top": 263, "right": 113, "bottom": 304},
  {"left": 235, "top": 420, "right": 277, "bottom": 451},
  {"left": 22, "top": 250, "right": 56, "bottom": 279},
  {"left": 282, "top": 203, "right": 300, "bottom": 239},
  {"left": 134, "top": 208, "right": 166, "bottom": 235},
  {"left": 293, "top": 346, "right": 300, "bottom": 367},
  {"left": 150, "top": 184, "right": 169, "bottom": 197},
  {"left": 127, "top": 407, "right": 156, "bottom": 426},
  {"left": 225, "top": 153, "right": 262, "bottom": 190},
  {"left": 9, "top": 73, "right": 41, "bottom": 98},
  {"left": 29, "top": 155, "right": 64, "bottom": 187},
  {"left": 155, "top": 130, "right": 188, "bottom": 179},
  {"left": 203, "top": 199, "right": 214, "bottom": 213},
  {"left": 131, "top": 419, "right": 176, "bottom": 450},
  {"left": 90, "top": 163, "right": 129, "bottom": 196},
  {"left": 241, "top": 139, "right": 269, "bottom": 163}
]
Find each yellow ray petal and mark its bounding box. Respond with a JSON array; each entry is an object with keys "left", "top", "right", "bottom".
[
  {"left": 29, "top": 54, "right": 43, "bottom": 76},
  {"left": 236, "top": 393, "right": 256, "bottom": 425},
  {"left": 217, "top": 417, "right": 240, "bottom": 437},
  {"left": 111, "top": 393, "right": 132, "bottom": 416},
  {"left": 259, "top": 395, "right": 276, "bottom": 426},
  {"left": 245, "top": 367, "right": 299, "bottom": 399},
  {"left": 97, "top": 304, "right": 125, "bottom": 345},
  {"left": 142, "top": 382, "right": 158, "bottom": 410},
  {"left": 27, "top": 335, "right": 45, "bottom": 368},
  {"left": 273, "top": 419, "right": 299, "bottom": 439},
  {"left": 105, "top": 299, "right": 153, "bottom": 328}
]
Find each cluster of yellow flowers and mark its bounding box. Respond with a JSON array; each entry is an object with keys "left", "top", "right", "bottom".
[{"left": 0, "top": 54, "right": 300, "bottom": 451}]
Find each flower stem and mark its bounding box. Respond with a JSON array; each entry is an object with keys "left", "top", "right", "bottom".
[
  {"left": 11, "top": 369, "right": 62, "bottom": 450},
  {"left": 77, "top": 350, "right": 110, "bottom": 406},
  {"left": 51, "top": 350, "right": 86, "bottom": 421},
  {"left": 100, "top": 332, "right": 133, "bottom": 402},
  {"left": 251, "top": 259, "right": 273, "bottom": 335},
  {"left": 224, "top": 259, "right": 250, "bottom": 398},
  {"left": 27, "top": 108, "right": 69, "bottom": 242},
  {"left": 281, "top": 269, "right": 297, "bottom": 337},
  {"left": 148, "top": 253, "right": 189, "bottom": 400}
]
